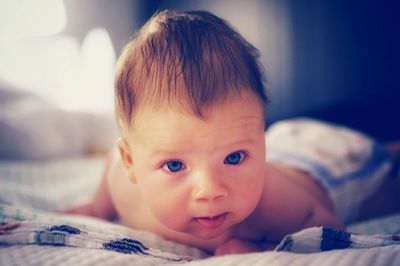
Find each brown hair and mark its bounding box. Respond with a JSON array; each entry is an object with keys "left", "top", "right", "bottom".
[{"left": 115, "top": 10, "right": 268, "bottom": 129}]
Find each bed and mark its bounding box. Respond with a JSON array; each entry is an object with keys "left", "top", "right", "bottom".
[{"left": 0, "top": 156, "right": 399, "bottom": 265}]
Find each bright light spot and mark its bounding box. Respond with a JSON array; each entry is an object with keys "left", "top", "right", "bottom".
[
  {"left": 0, "top": 0, "right": 66, "bottom": 38},
  {"left": 0, "top": 0, "right": 116, "bottom": 114},
  {"left": 60, "top": 28, "right": 116, "bottom": 113}
]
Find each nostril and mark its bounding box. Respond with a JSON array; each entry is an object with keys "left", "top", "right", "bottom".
[
  {"left": 194, "top": 189, "right": 227, "bottom": 202},
  {"left": 192, "top": 173, "right": 228, "bottom": 201},
  {"left": 215, "top": 193, "right": 227, "bottom": 201}
]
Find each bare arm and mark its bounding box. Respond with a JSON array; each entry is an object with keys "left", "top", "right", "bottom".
[
  {"left": 62, "top": 153, "right": 117, "bottom": 220},
  {"left": 302, "top": 203, "right": 345, "bottom": 229}
]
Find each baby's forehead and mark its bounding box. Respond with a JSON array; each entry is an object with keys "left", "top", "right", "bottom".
[
  {"left": 127, "top": 109, "right": 264, "bottom": 157},
  {"left": 125, "top": 95, "right": 264, "bottom": 136}
]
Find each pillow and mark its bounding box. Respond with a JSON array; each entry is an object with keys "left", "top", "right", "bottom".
[{"left": 0, "top": 79, "right": 118, "bottom": 160}]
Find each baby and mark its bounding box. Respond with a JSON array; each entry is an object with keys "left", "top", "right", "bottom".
[{"left": 65, "top": 10, "right": 396, "bottom": 255}]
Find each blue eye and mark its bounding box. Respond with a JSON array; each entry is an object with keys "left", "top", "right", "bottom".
[
  {"left": 224, "top": 151, "right": 246, "bottom": 165},
  {"left": 163, "top": 160, "right": 185, "bottom": 172}
]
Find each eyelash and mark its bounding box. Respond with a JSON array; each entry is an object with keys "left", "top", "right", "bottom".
[
  {"left": 224, "top": 151, "right": 247, "bottom": 165},
  {"left": 161, "top": 151, "right": 248, "bottom": 173},
  {"left": 162, "top": 160, "right": 186, "bottom": 173}
]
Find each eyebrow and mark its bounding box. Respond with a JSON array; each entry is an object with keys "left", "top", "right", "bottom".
[
  {"left": 219, "top": 137, "right": 258, "bottom": 148},
  {"left": 149, "top": 136, "right": 258, "bottom": 159}
]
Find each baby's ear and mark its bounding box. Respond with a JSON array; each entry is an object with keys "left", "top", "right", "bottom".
[{"left": 117, "top": 138, "right": 136, "bottom": 183}]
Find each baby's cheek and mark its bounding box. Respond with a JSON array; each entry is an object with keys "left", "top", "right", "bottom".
[
  {"left": 234, "top": 171, "right": 264, "bottom": 214},
  {"left": 148, "top": 194, "right": 187, "bottom": 227}
]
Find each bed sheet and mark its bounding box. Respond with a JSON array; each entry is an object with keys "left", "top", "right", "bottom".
[
  {"left": 0, "top": 156, "right": 104, "bottom": 211},
  {"left": 0, "top": 157, "right": 399, "bottom": 266}
]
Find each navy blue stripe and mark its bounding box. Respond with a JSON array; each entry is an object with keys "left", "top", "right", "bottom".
[
  {"left": 103, "top": 238, "right": 149, "bottom": 255},
  {"left": 48, "top": 224, "right": 81, "bottom": 234},
  {"left": 320, "top": 227, "right": 351, "bottom": 251}
]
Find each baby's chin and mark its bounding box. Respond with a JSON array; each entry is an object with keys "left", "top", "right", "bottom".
[
  {"left": 187, "top": 228, "right": 226, "bottom": 240},
  {"left": 176, "top": 219, "right": 235, "bottom": 241}
]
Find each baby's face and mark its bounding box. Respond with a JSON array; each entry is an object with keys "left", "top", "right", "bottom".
[{"left": 123, "top": 94, "right": 266, "bottom": 239}]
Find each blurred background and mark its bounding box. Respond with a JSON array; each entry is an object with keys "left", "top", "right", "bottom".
[{"left": 0, "top": 0, "right": 399, "bottom": 159}]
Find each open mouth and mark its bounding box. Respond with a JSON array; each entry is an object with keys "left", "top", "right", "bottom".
[{"left": 194, "top": 213, "right": 227, "bottom": 229}]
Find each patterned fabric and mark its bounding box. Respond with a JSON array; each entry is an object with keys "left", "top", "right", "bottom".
[
  {"left": 1, "top": 204, "right": 400, "bottom": 266},
  {"left": 276, "top": 226, "right": 400, "bottom": 253},
  {"left": 266, "top": 118, "right": 393, "bottom": 223},
  {"left": 0, "top": 204, "right": 207, "bottom": 261}
]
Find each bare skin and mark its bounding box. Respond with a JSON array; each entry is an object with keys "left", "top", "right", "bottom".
[
  {"left": 64, "top": 151, "right": 343, "bottom": 254},
  {"left": 62, "top": 96, "right": 400, "bottom": 256},
  {"left": 63, "top": 94, "right": 348, "bottom": 255},
  {"left": 64, "top": 143, "right": 400, "bottom": 255},
  {"left": 65, "top": 144, "right": 400, "bottom": 255},
  {"left": 68, "top": 137, "right": 400, "bottom": 256}
]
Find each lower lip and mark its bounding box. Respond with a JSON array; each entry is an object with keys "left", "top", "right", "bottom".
[{"left": 194, "top": 213, "right": 227, "bottom": 229}]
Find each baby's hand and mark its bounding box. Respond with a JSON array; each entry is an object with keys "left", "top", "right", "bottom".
[
  {"left": 61, "top": 201, "right": 117, "bottom": 220},
  {"left": 214, "top": 238, "right": 265, "bottom": 256},
  {"left": 60, "top": 202, "right": 97, "bottom": 216},
  {"left": 60, "top": 202, "right": 111, "bottom": 219}
]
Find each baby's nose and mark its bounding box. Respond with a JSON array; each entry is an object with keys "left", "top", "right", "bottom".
[{"left": 193, "top": 173, "right": 228, "bottom": 202}]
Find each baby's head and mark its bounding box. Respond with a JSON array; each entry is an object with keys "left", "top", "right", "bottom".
[
  {"left": 115, "top": 10, "right": 268, "bottom": 132},
  {"left": 114, "top": 10, "right": 269, "bottom": 241}
]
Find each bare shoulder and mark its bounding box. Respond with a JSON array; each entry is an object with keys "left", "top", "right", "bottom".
[
  {"left": 106, "top": 149, "right": 145, "bottom": 226},
  {"left": 245, "top": 162, "right": 340, "bottom": 242}
]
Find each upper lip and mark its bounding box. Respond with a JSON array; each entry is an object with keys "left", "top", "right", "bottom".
[{"left": 196, "top": 212, "right": 227, "bottom": 219}]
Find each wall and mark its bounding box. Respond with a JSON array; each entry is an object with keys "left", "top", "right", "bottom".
[{"left": 5, "top": 0, "right": 398, "bottom": 140}]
